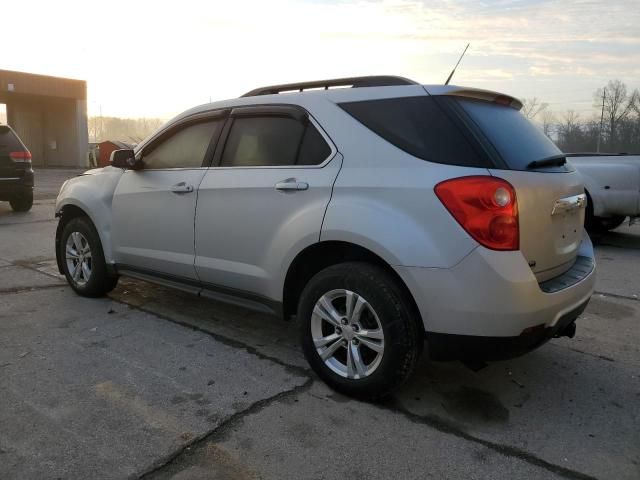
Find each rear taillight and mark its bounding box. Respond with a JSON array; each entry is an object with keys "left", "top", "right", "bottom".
[
  {"left": 9, "top": 151, "right": 32, "bottom": 163},
  {"left": 435, "top": 176, "right": 519, "bottom": 251}
]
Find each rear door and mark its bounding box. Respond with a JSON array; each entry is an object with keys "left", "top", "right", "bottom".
[
  {"left": 111, "top": 115, "right": 225, "bottom": 280},
  {"left": 449, "top": 97, "right": 586, "bottom": 281},
  {"left": 194, "top": 106, "right": 341, "bottom": 302}
]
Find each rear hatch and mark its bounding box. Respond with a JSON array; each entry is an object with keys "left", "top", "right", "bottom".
[
  {"left": 443, "top": 94, "right": 585, "bottom": 281},
  {"left": 0, "top": 125, "right": 30, "bottom": 179}
]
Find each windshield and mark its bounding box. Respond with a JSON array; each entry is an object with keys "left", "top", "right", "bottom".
[{"left": 454, "top": 98, "right": 566, "bottom": 171}]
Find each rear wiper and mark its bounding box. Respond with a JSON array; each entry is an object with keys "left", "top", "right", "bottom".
[{"left": 526, "top": 154, "right": 567, "bottom": 169}]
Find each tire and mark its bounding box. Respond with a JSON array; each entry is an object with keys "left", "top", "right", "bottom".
[
  {"left": 9, "top": 190, "right": 33, "bottom": 212},
  {"left": 298, "top": 262, "right": 422, "bottom": 400},
  {"left": 59, "top": 216, "right": 118, "bottom": 297},
  {"left": 585, "top": 211, "right": 626, "bottom": 233}
]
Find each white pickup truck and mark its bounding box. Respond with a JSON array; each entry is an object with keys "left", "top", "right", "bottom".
[{"left": 568, "top": 154, "right": 640, "bottom": 232}]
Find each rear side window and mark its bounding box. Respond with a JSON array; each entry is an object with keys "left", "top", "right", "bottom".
[
  {"left": 221, "top": 116, "right": 331, "bottom": 167},
  {"left": 142, "top": 120, "right": 222, "bottom": 169},
  {"left": 339, "top": 96, "right": 489, "bottom": 167},
  {"left": 454, "top": 98, "right": 563, "bottom": 171}
]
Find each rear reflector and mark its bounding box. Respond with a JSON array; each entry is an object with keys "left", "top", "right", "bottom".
[
  {"left": 9, "top": 151, "right": 32, "bottom": 162},
  {"left": 435, "top": 176, "right": 519, "bottom": 251}
]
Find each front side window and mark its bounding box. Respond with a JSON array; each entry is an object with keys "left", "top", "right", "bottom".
[
  {"left": 221, "top": 116, "right": 331, "bottom": 167},
  {"left": 142, "top": 120, "right": 222, "bottom": 169}
]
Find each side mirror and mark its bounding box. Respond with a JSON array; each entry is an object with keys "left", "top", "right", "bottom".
[{"left": 110, "top": 149, "right": 142, "bottom": 170}]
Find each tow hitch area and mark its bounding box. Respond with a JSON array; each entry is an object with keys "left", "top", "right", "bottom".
[{"left": 555, "top": 321, "right": 577, "bottom": 339}]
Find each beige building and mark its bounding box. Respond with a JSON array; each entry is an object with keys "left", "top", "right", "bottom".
[{"left": 0, "top": 69, "right": 88, "bottom": 167}]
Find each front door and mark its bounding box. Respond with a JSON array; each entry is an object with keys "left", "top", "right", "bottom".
[
  {"left": 112, "top": 117, "right": 224, "bottom": 280},
  {"left": 194, "top": 106, "right": 341, "bottom": 303}
]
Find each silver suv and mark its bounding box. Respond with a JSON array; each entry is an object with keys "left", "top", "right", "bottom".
[{"left": 55, "top": 76, "right": 595, "bottom": 399}]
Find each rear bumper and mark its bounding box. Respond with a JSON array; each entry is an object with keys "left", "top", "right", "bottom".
[
  {"left": 395, "top": 231, "right": 596, "bottom": 360},
  {"left": 0, "top": 169, "right": 34, "bottom": 200},
  {"left": 426, "top": 298, "right": 588, "bottom": 361}
]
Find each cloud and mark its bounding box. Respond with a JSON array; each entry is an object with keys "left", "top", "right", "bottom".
[{"left": 1, "top": 0, "right": 637, "bottom": 117}]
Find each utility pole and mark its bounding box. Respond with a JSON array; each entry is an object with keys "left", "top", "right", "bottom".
[{"left": 597, "top": 88, "right": 606, "bottom": 152}]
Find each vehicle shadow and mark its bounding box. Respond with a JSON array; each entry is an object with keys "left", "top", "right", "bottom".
[{"left": 590, "top": 222, "right": 640, "bottom": 249}]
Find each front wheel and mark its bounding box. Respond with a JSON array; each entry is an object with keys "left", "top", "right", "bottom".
[
  {"left": 298, "top": 262, "right": 422, "bottom": 400},
  {"left": 60, "top": 216, "right": 118, "bottom": 297}
]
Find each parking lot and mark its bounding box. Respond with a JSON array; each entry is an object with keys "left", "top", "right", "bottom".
[{"left": 1, "top": 168, "right": 638, "bottom": 480}]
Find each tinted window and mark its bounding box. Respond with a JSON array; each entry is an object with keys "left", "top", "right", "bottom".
[
  {"left": 0, "top": 126, "right": 23, "bottom": 152},
  {"left": 222, "top": 117, "right": 303, "bottom": 167},
  {"left": 339, "top": 96, "right": 488, "bottom": 167},
  {"left": 455, "top": 98, "right": 563, "bottom": 170},
  {"left": 298, "top": 123, "right": 332, "bottom": 165},
  {"left": 143, "top": 120, "right": 221, "bottom": 169}
]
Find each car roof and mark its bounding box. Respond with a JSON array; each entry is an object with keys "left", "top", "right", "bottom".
[
  {"left": 136, "top": 78, "right": 524, "bottom": 155},
  {"left": 176, "top": 82, "right": 522, "bottom": 121}
]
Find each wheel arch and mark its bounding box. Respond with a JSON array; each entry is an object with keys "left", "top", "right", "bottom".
[
  {"left": 55, "top": 203, "right": 113, "bottom": 275},
  {"left": 282, "top": 240, "right": 424, "bottom": 335}
]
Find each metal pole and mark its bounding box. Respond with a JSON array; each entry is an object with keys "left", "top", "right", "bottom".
[{"left": 597, "top": 89, "right": 606, "bottom": 152}]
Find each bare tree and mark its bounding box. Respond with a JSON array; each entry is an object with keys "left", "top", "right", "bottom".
[
  {"left": 521, "top": 97, "right": 548, "bottom": 120},
  {"left": 594, "top": 80, "right": 639, "bottom": 150},
  {"left": 87, "top": 117, "right": 164, "bottom": 143},
  {"left": 541, "top": 110, "right": 556, "bottom": 138},
  {"left": 556, "top": 110, "right": 584, "bottom": 151}
]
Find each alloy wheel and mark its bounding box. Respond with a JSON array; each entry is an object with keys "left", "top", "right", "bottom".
[
  {"left": 65, "top": 232, "right": 92, "bottom": 287},
  {"left": 310, "top": 289, "right": 385, "bottom": 379}
]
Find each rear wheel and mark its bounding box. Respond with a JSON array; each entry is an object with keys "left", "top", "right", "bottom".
[
  {"left": 584, "top": 192, "right": 626, "bottom": 232},
  {"left": 9, "top": 190, "right": 33, "bottom": 212},
  {"left": 585, "top": 207, "right": 625, "bottom": 232},
  {"left": 60, "top": 217, "right": 118, "bottom": 297},
  {"left": 298, "top": 262, "right": 422, "bottom": 400}
]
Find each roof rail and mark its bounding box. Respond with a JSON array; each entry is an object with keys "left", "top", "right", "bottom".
[{"left": 241, "top": 75, "right": 419, "bottom": 97}]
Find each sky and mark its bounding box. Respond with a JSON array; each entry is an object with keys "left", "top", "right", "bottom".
[{"left": 2, "top": 0, "right": 639, "bottom": 119}]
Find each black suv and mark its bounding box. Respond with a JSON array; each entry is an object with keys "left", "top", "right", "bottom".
[{"left": 0, "top": 125, "right": 34, "bottom": 212}]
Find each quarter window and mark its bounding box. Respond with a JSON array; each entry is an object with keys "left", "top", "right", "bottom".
[
  {"left": 142, "top": 120, "right": 222, "bottom": 169},
  {"left": 221, "top": 116, "right": 331, "bottom": 167},
  {"left": 298, "top": 123, "right": 332, "bottom": 166}
]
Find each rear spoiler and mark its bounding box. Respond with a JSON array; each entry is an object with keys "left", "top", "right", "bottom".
[{"left": 424, "top": 85, "right": 523, "bottom": 110}]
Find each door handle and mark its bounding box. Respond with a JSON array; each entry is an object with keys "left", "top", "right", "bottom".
[
  {"left": 170, "top": 182, "right": 194, "bottom": 194},
  {"left": 275, "top": 179, "right": 309, "bottom": 191}
]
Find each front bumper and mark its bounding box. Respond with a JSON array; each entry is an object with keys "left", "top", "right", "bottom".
[{"left": 395, "top": 232, "right": 596, "bottom": 360}]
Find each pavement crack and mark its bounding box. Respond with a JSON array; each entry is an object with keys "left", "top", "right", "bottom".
[
  {"left": 549, "top": 343, "right": 616, "bottom": 363},
  {"left": 0, "top": 284, "right": 65, "bottom": 295},
  {"left": 0, "top": 218, "right": 56, "bottom": 226},
  {"left": 377, "top": 399, "right": 599, "bottom": 480},
  {"left": 593, "top": 290, "right": 639, "bottom": 302},
  {"left": 10, "top": 259, "right": 63, "bottom": 280},
  {"left": 113, "top": 299, "right": 312, "bottom": 379},
  {"left": 137, "top": 378, "right": 314, "bottom": 479}
]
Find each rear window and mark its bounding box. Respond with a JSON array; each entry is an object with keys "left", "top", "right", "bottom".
[
  {"left": 339, "top": 96, "right": 490, "bottom": 168},
  {"left": 454, "top": 98, "right": 563, "bottom": 170},
  {"left": 0, "top": 126, "right": 23, "bottom": 153}
]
